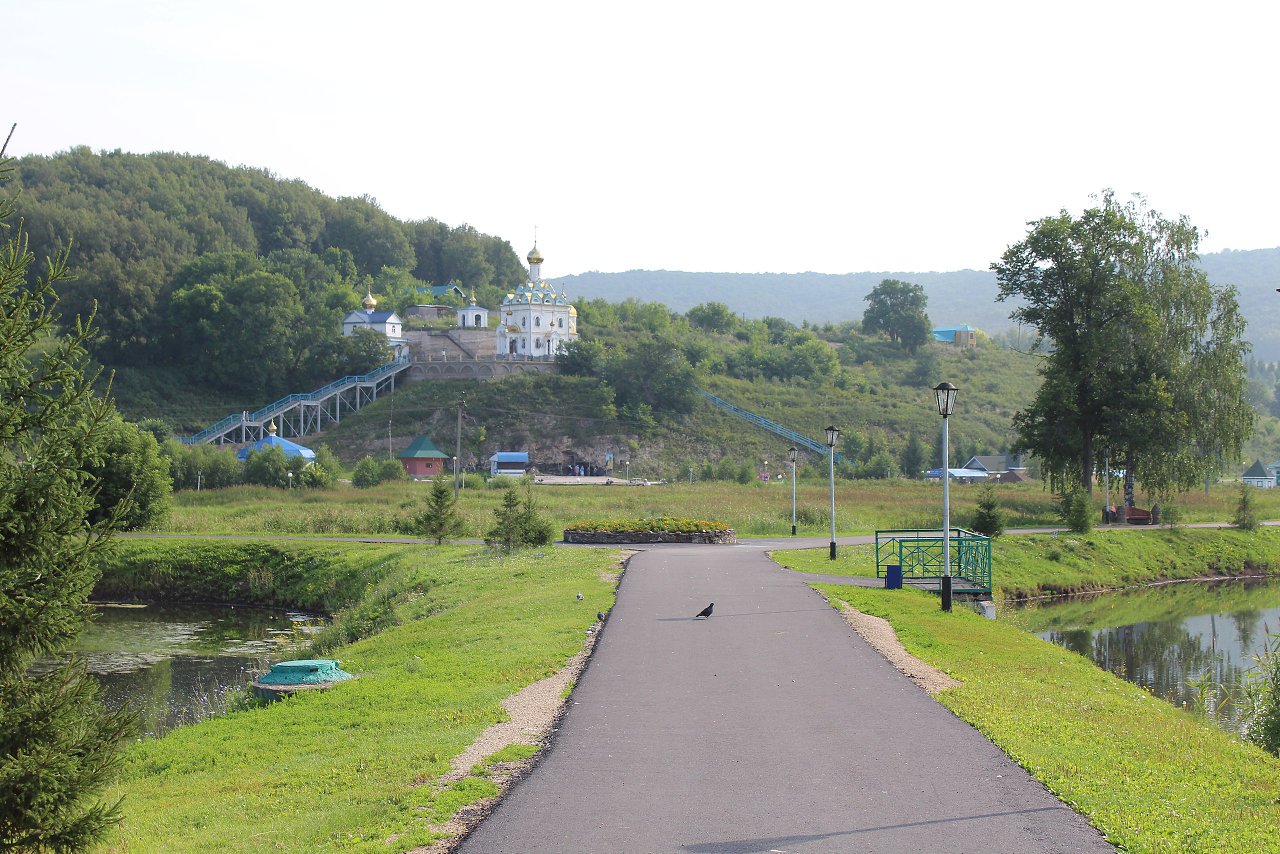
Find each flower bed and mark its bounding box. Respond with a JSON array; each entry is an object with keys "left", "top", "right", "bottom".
[{"left": 564, "top": 517, "right": 737, "bottom": 545}]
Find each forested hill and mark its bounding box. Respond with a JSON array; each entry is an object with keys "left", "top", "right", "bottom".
[
  {"left": 7, "top": 148, "right": 527, "bottom": 401},
  {"left": 554, "top": 248, "right": 1280, "bottom": 360}
]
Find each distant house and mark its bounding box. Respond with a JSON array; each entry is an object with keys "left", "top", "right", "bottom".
[
  {"left": 398, "top": 436, "right": 449, "bottom": 478},
  {"left": 418, "top": 284, "right": 467, "bottom": 302},
  {"left": 341, "top": 291, "right": 407, "bottom": 358},
  {"left": 456, "top": 294, "right": 490, "bottom": 329},
  {"left": 490, "top": 452, "right": 529, "bottom": 477},
  {"left": 925, "top": 467, "right": 988, "bottom": 483},
  {"left": 1243, "top": 459, "right": 1274, "bottom": 488},
  {"left": 932, "top": 325, "right": 979, "bottom": 348},
  {"left": 236, "top": 421, "right": 316, "bottom": 462},
  {"left": 961, "top": 454, "right": 1026, "bottom": 475}
]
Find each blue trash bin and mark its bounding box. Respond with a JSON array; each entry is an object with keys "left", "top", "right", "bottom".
[{"left": 885, "top": 564, "right": 902, "bottom": 589}]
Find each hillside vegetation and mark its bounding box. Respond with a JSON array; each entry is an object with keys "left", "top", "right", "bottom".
[{"left": 557, "top": 247, "right": 1280, "bottom": 360}]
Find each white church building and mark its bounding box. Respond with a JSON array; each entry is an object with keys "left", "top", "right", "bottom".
[
  {"left": 342, "top": 290, "right": 408, "bottom": 359},
  {"left": 495, "top": 244, "right": 578, "bottom": 358}
]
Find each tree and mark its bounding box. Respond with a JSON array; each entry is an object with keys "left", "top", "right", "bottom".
[
  {"left": 993, "top": 192, "right": 1253, "bottom": 496},
  {"left": 862, "top": 279, "right": 931, "bottom": 353},
  {"left": 1233, "top": 484, "right": 1260, "bottom": 531},
  {"left": 84, "top": 415, "right": 172, "bottom": 530},
  {"left": 899, "top": 433, "right": 927, "bottom": 479},
  {"left": 0, "top": 155, "right": 133, "bottom": 849},
  {"left": 485, "top": 484, "right": 554, "bottom": 552},
  {"left": 687, "top": 302, "right": 736, "bottom": 333},
  {"left": 414, "top": 479, "right": 467, "bottom": 544},
  {"left": 970, "top": 485, "right": 1005, "bottom": 538}
]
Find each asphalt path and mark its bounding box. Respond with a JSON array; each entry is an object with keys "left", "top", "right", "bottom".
[{"left": 456, "top": 542, "right": 1113, "bottom": 853}]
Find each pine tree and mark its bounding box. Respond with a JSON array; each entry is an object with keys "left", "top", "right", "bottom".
[
  {"left": 1234, "top": 484, "right": 1260, "bottom": 532},
  {"left": 0, "top": 151, "right": 134, "bottom": 849},
  {"left": 415, "top": 478, "right": 467, "bottom": 544},
  {"left": 970, "top": 485, "right": 1005, "bottom": 538}
]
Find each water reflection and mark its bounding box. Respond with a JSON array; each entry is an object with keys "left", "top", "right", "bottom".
[
  {"left": 1000, "top": 578, "right": 1280, "bottom": 735},
  {"left": 44, "top": 603, "right": 321, "bottom": 737}
]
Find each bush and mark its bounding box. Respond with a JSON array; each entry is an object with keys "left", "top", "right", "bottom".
[
  {"left": 1234, "top": 484, "right": 1260, "bottom": 531},
  {"left": 970, "top": 485, "right": 1005, "bottom": 538},
  {"left": 485, "top": 484, "right": 554, "bottom": 552},
  {"left": 1058, "top": 490, "right": 1092, "bottom": 534},
  {"left": 1244, "top": 633, "right": 1280, "bottom": 756},
  {"left": 352, "top": 456, "right": 406, "bottom": 489}
]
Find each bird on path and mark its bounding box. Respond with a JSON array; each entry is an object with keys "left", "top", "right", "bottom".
[{"left": 695, "top": 602, "right": 714, "bottom": 619}]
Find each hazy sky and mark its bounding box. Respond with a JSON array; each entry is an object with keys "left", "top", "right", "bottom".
[{"left": 9, "top": 1, "right": 1277, "bottom": 276}]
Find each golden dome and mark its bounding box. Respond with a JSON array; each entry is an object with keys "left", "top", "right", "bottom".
[
  {"left": 527, "top": 244, "right": 544, "bottom": 265},
  {"left": 569, "top": 305, "right": 578, "bottom": 316},
  {"left": 362, "top": 289, "right": 377, "bottom": 310}
]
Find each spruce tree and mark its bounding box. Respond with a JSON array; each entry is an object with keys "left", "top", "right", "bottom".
[
  {"left": 415, "top": 478, "right": 467, "bottom": 544},
  {"left": 0, "top": 153, "right": 134, "bottom": 849},
  {"left": 1234, "top": 484, "right": 1260, "bottom": 532},
  {"left": 970, "top": 485, "right": 1005, "bottom": 538}
]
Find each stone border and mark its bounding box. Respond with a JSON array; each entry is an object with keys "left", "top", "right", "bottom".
[{"left": 562, "top": 529, "right": 737, "bottom": 545}]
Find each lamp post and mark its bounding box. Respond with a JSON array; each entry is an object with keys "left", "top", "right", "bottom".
[
  {"left": 764, "top": 459, "right": 769, "bottom": 484},
  {"left": 453, "top": 455, "right": 459, "bottom": 495},
  {"left": 788, "top": 446, "right": 798, "bottom": 536},
  {"left": 933, "top": 382, "right": 958, "bottom": 612},
  {"left": 825, "top": 426, "right": 840, "bottom": 559},
  {"left": 287, "top": 471, "right": 293, "bottom": 490},
  {"left": 625, "top": 460, "right": 630, "bottom": 483}
]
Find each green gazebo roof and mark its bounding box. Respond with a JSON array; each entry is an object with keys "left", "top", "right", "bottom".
[
  {"left": 1243, "top": 459, "right": 1269, "bottom": 479},
  {"left": 398, "top": 436, "right": 449, "bottom": 460}
]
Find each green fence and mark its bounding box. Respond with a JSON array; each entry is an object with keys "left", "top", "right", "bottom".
[{"left": 874, "top": 528, "right": 991, "bottom": 594}]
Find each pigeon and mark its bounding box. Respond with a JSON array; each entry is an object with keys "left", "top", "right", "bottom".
[
  {"left": 695, "top": 602, "right": 714, "bottom": 619},
  {"left": 597, "top": 611, "right": 606, "bottom": 621},
  {"left": 576, "top": 592, "right": 584, "bottom": 601}
]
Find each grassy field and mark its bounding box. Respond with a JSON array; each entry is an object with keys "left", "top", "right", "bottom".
[
  {"left": 95, "top": 489, "right": 1280, "bottom": 852},
  {"left": 153, "top": 477, "right": 1280, "bottom": 538},
  {"left": 778, "top": 527, "right": 1280, "bottom": 598},
  {"left": 809, "top": 582, "right": 1280, "bottom": 851},
  {"left": 95, "top": 541, "right": 623, "bottom": 853}
]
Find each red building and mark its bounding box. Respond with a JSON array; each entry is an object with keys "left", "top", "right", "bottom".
[{"left": 398, "top": 436, "right": 449, "bottom": 478}]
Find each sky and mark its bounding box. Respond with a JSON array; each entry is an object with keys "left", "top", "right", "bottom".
[{"left": 9, "top": 0, "right": 1278, "bottom": 276}]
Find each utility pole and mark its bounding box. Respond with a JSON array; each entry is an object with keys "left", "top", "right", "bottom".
[{"left": 454, "top": 393, "right": 466, "bottom": 499}]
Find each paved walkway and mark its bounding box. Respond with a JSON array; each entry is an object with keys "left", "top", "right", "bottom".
[{"left": 457, "top": 542, "right": 1112, "bottom": 853}]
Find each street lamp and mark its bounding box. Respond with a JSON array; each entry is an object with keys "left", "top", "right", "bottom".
[
  {"left": 825, "top": 426, "right": 840, "bottom": 559},
  {"left": 625, "top": 460, "right": 630, "bottom": 483},
  {"left": 287, "top": 471, "right": 293, "bottom": 490},
  {"left": 764, "top": 459, "right": 769, "bottom": 484},
  {"left": 933, "top": 382, "right": 958, "bottom": 612},
  {"left": 453, "top": 455, "right": 459, "bottom": 498},
  {"left": 788, "top": 446, "right": 798, "bottom": 536}
]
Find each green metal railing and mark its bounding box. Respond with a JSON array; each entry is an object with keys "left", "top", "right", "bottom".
[{"left": 874, "top": 528, "right": 991, "bottom": 594}]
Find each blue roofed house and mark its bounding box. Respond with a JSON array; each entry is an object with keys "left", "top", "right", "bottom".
[
  {"left": 490, "top": 452, "right": 530, "bottom": 477},
  {"left": 932, "top": 325, "right": 979, "bottom": 349},
  {"left": 237, "top": 421, "right": 317, "bottom": 462}
]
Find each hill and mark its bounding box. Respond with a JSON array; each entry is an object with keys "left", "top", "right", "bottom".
[{"left": 554, "top": 248, "right": 1280, "bottom": 360}]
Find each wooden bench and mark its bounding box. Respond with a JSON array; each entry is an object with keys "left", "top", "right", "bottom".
[{"left": 1125, "top": 506, "right": 1154, "bottom": 525}]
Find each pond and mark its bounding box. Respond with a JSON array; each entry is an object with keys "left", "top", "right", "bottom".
[
  {"left": 53, "top": 603, "right": 322, "bottom": 737},
  {"left": 999, "top": 577, "right": 1280, "bottom": 735}
]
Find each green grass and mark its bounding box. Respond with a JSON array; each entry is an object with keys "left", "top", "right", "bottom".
[
  {"left": 813, "top": 582, "right": 1280, "bottom": 851},
  {"left": 96, "top": 543, "right": 624, "bottom": 852},
  {"left": 153, "top": 478, "right": 1280, "bottom": 539},
  {"left": 773, "top": 527, "right": 1280, "bottom": 599}
]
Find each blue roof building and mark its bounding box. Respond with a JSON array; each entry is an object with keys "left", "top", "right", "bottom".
[{"left": 237, "top": 421, "right": 316, "bottom": 462}]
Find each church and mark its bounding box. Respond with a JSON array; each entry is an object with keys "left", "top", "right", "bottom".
[{"left": 495, "top": 244, "right": 578, "bottom": 357}]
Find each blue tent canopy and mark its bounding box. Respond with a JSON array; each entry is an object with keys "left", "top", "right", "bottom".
[{"left": 237, "top": 434, "right": 316, "bottom": 462}]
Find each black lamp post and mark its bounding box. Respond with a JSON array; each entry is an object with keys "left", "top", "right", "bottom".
[
  {"left": 933, "top": 382, "right": 958, "bottom": 612},
  {"left": 825, "top": 425, "right": 840, "bottom": 559},
  {"left": 788, "top": 446, "right": 798, "bottom": 536}
]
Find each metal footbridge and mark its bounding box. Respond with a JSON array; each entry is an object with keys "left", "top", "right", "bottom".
[
  {"left": 696, "top": 389, "right": 844, "bottom": 462},
  {"left": 178, "top": 357, "right": 413, "bottom": 445}
]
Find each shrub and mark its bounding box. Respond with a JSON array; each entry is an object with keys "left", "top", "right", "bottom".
[
  {"left": 1057, "top": 490, "right": 1092, "bottom": 534},
  {"left": 1234, "top": 484, "right": 1260, "bottom": 531},
  {"left": 352, "top": 456, "right": 405, "bottom": 489},
  {"left": 485, "top": 484, "right": 554, "bottom": 552},
  {"left": 970, "top": 485, "right": 1005, "bottom": 538}
]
